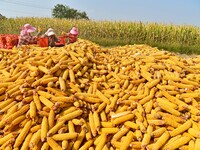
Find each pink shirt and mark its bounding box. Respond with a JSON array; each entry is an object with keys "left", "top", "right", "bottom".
[{"left": 17, "top": 30, "right": 32, "bottom": 47}]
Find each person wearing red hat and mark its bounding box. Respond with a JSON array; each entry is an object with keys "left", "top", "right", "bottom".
[
  {"left": 68, "top": 27, "right": 78, "bottom": 44},
  {"left": 17, "top": 23, "right": 38, "bottom": 47},
  {"left": 62, "top": 27, "right": 79, "bottom": 44}
]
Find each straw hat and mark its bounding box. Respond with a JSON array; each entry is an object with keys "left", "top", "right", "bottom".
[
  {"left": 45, "top": 28, "right": 55, "bottom": 36},
  {"left": 47, "top": 31, "right": 55, "bottom": 36}
]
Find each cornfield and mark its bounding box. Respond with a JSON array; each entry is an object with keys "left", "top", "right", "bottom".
[{"left": 0, "top": 17, "right": 200, "bottom": 53}]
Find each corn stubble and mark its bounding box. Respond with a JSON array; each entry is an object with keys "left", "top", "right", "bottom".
[{"left": 1, "top": 39, "right": 200, "bottom": 149}]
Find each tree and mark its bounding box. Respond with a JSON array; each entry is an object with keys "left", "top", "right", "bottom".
[
  {"left": 52, "top": 4, "right": 89, "bottom": 20},
  {"left": 0, "top": 14, "right": 6, "bottom": 20}
]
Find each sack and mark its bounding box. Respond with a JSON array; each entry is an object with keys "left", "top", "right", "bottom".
[
  {"left": 0, "top": 35, "right": 6, "bottom": 48},
  {"left": 58, "top": 36, "right": 66, "bottom": 45},
  {"left": 37, "top": 37, "right": 48, "bottom": 47},
  {"left": 55, "top": 36, "right": 66, "bottom": 47},
  {"left": 5, "top": 34, "right": 19, "bottom": 49}
]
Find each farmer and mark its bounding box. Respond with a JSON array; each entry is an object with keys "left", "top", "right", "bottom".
[
  {"left": 62, "top": 27, "right": 78, "bottom": 44},
  {"left": 42, "top": 28, "right": 59, "bottom": 47},
  {"left": 17, "top": 23, "right": 38, "bottom": 47}
]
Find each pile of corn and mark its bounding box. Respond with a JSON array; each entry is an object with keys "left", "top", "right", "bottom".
[{"left": 1, "top": 39, "right": 200, "bottom": 150}]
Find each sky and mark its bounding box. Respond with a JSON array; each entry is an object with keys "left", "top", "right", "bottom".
[{"left": 0, "top": 0, "right": 200, "bottom": 27}]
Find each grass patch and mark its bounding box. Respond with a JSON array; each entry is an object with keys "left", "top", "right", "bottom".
[{"left": 88, "top": 37, "right": 200, "bottom": 55}]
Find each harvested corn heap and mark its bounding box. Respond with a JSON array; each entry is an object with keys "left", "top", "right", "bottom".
[{"left": 1, "top": 39, "right": 200, "bottom": 150}]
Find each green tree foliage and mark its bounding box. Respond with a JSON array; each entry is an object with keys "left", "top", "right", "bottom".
[
  {"left": 0, "top": 14, "right": 6, "bottom": 20},
  {"left": 52, "top": 4, "right": 89, "bottom": 20}
]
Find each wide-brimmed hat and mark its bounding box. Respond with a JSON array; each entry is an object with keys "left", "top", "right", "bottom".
[
  {"left": 70, "top": 27, "right": 78, "bottom": 35},
  {"left": 45, "top": 28, "right": 55, "bottom": 36},
  {"left": 47, "top": 31, "right": 55, "bottom": 36},
  {"left": 24, "top": 23, "right": 36, "bottom": 33}
]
